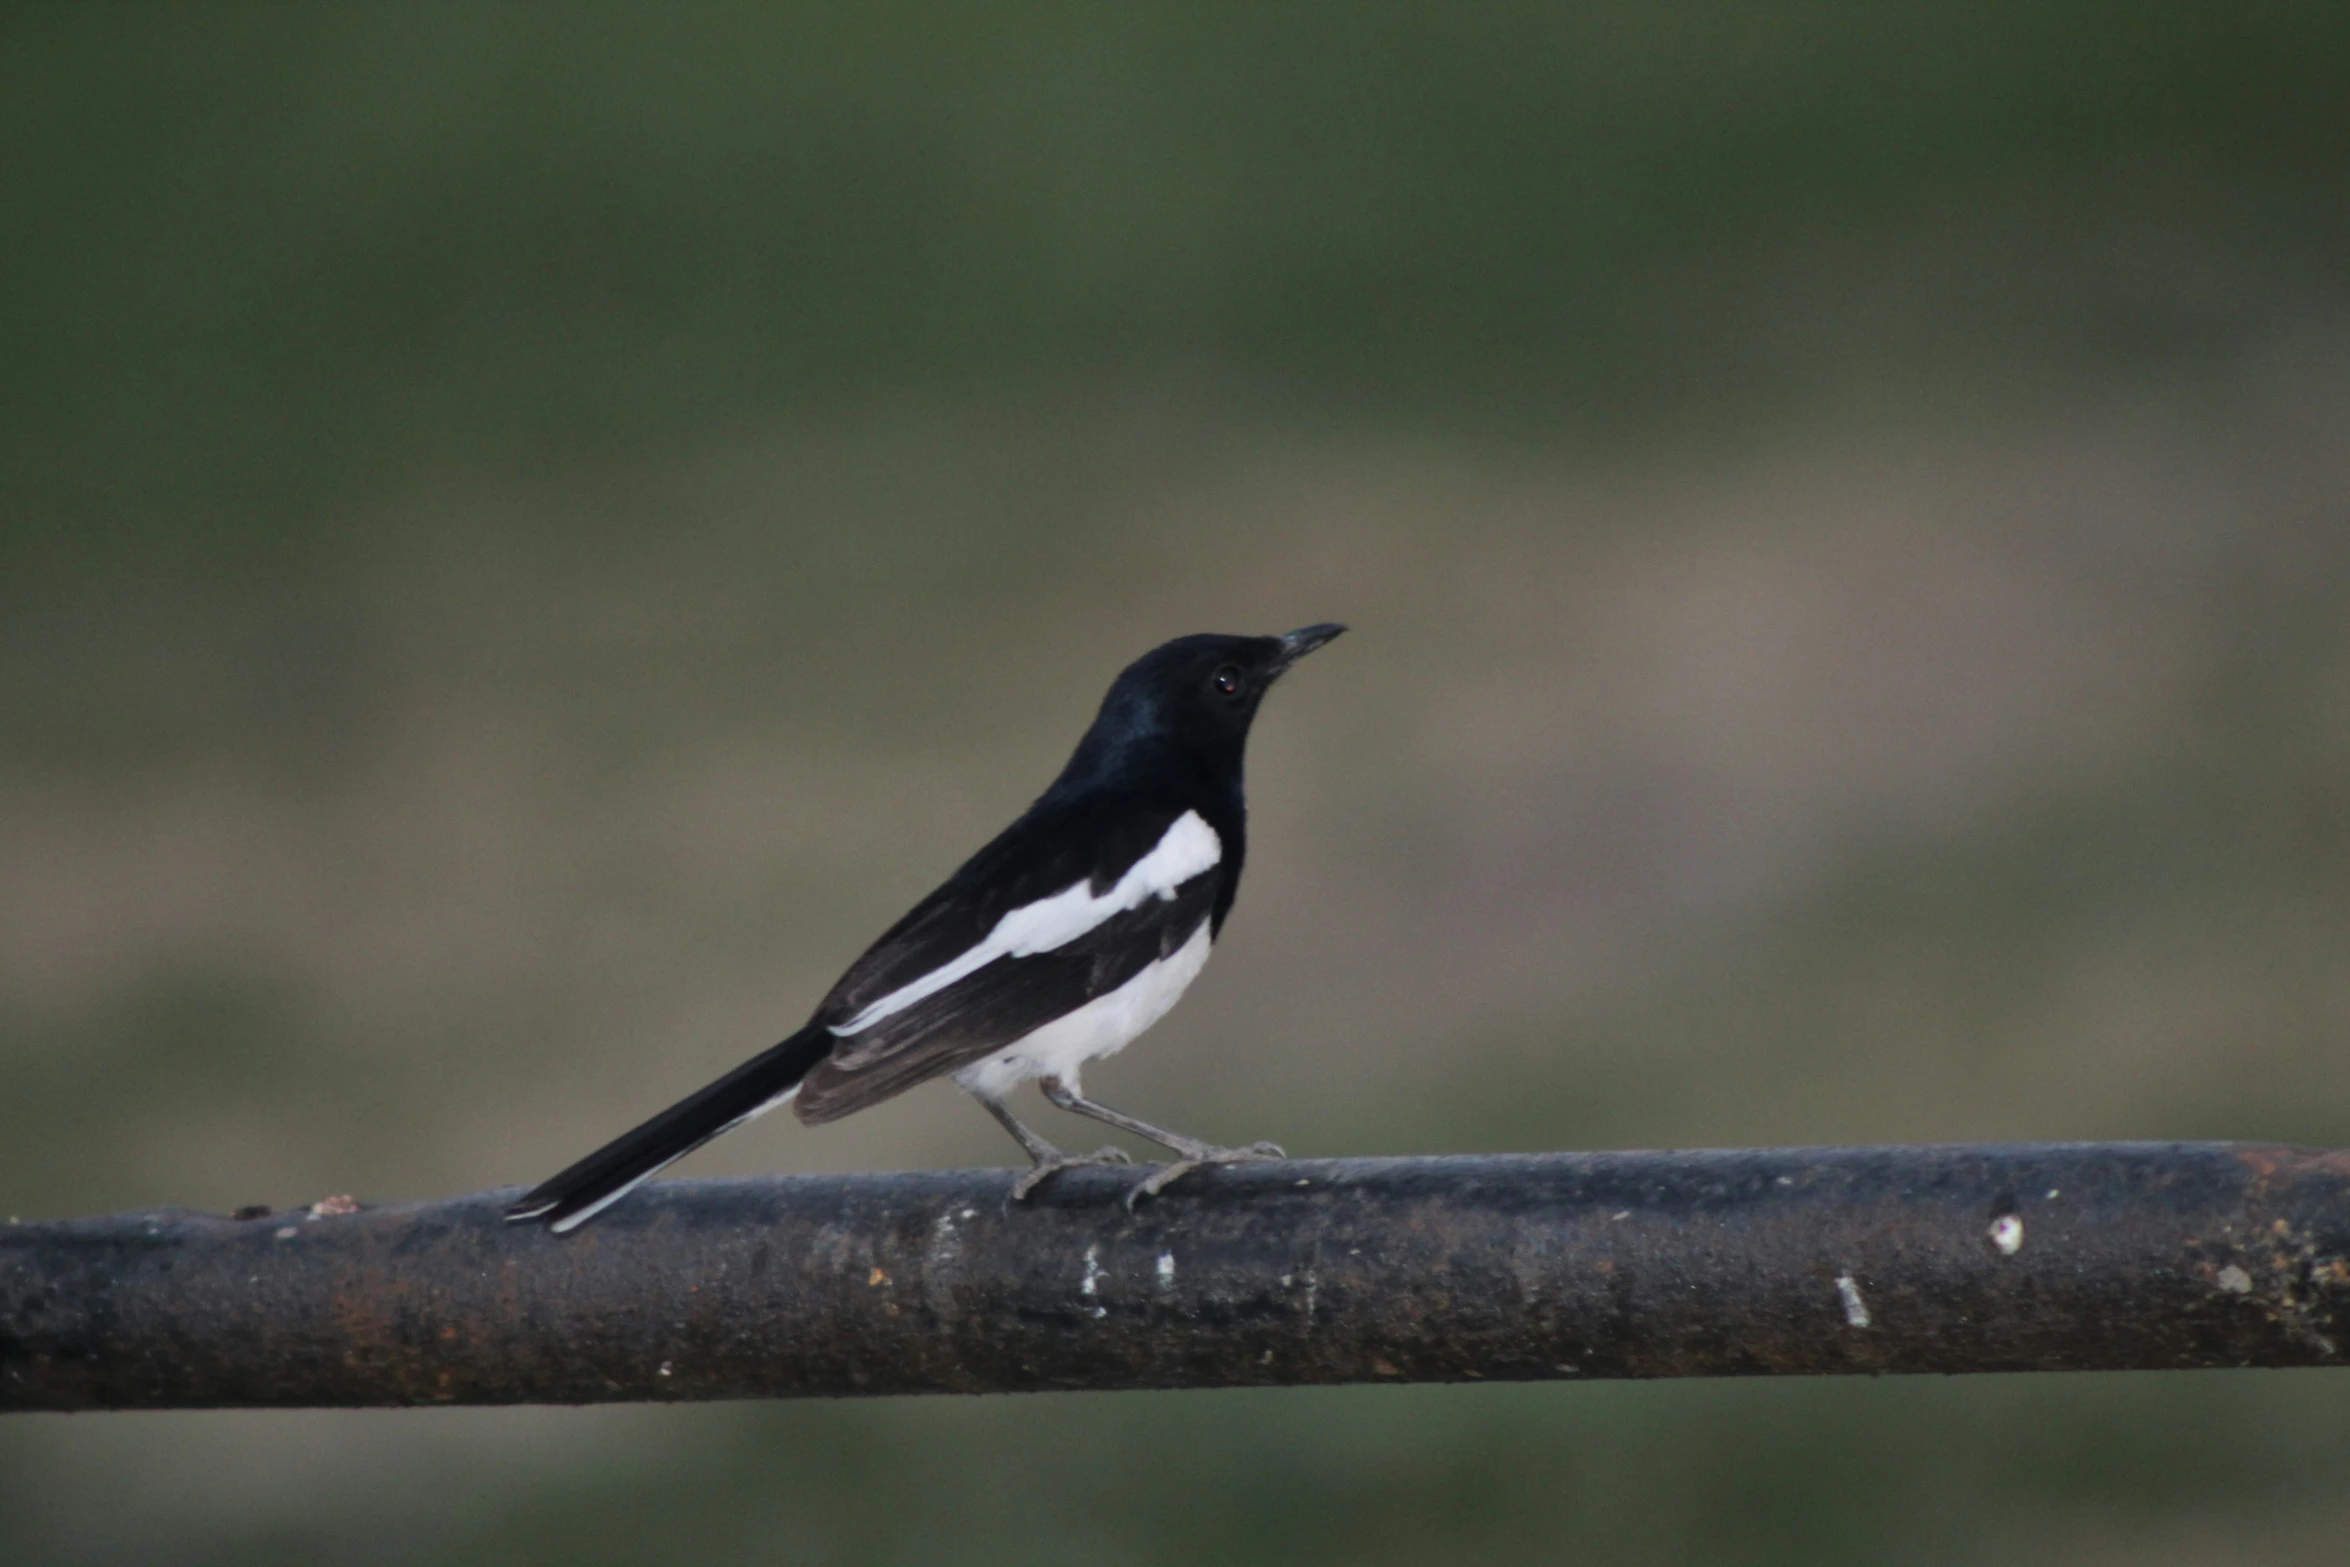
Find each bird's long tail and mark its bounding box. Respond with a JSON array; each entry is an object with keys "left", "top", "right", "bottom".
[{"left": 505, "top": 1023, "right": 835, "bottom": 1233}]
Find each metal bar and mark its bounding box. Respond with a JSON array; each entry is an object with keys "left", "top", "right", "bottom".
[{"left": 5, "top": 1143, "right": 2346, "bottom": 1411}]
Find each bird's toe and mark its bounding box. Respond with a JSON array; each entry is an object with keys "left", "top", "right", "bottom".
[{"left": 1009, "top": 1146, "right": 1134, "bottom": 1202}]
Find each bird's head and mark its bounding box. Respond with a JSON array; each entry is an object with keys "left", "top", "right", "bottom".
[{"left": 1074, "top": 624, "right": 1346, "bottom": 782}]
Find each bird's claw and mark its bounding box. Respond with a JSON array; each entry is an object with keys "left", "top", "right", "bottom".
[
  {"left": 1123, "top": 1142, "right": 1284, "bottom": 1210},
  {"left": 1008, "top": 1146, "right": 1133, "bottom": 1202}
]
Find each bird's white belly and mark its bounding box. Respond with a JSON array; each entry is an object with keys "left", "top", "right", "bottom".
[{"left": 953, "top": 920, "right": 1213, "bottom": 1099}]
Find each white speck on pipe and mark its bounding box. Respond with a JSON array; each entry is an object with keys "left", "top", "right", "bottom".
[
  {"left": 1156, "top": 1252, "right": 1176, "bottom": 1288},
  {"left": 1989, "top": 1215, "right": 2025, "bottom": 1255},
  {"left": 1080, "top": 1245, "right": 1106, "bottom": 1317},
  {"left": 2216, "top": 1264, "right": 2254, "bottom": 1294},
  {"left": 1836, "top": 1274, "right": 1871, "bottom": 1328}
]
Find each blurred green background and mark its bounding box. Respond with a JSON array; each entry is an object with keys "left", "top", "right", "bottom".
[{"left": 6, "top": 4, "right": 2350, "bottom": 1563}]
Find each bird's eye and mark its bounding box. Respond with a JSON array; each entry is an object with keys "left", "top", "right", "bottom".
[{"left": 1211, "top": 665, "right": 1244, "bottom": 697}]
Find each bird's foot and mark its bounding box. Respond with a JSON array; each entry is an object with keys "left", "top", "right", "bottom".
[
  {"left": 1124, "top": 1141, "right": 1285, "bottom": 1210},
  {"left": 1009, "top": 1146, "right": 1133, "bottom": 1202}
]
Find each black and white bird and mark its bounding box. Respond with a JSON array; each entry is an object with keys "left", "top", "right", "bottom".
[{"left": 507, "top": 623, "right": 1345, "bottom": 1232}]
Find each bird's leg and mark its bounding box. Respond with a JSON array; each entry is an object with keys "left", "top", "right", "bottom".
[
  {"left": 971, "top": 1087, "right": 1130, "bottom": 1201},
  {"left": 1037, "top": 1076, "right": 1283, "bottom": 1209}
]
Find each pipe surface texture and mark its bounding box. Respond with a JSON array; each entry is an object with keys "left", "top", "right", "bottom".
[{"left": 5, "top": 1143, "right": 2346, "bottom": 1411}]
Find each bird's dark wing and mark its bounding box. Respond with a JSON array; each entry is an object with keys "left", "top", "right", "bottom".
[
  {"left": 810, "top": 792, "right": 1194, "bottom": 1028},
  {"left": 793, "top": 869, "right": 1218, "bottom": 1122}
]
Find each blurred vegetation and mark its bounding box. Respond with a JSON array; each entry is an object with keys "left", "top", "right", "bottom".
[
  {"left": 7, "top": 3, "right": 2347, "bottom": 582},
  {"left": 6, "top": 5, "right": 2350, "bottom": 1566}
]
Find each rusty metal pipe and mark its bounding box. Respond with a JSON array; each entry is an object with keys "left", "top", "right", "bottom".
[{"left": 5, "top": 1143, "right": 2347, "bottom": 1411}]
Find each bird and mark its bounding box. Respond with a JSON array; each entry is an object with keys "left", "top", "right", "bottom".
[{"left": 506, "top": 623, "right": 1346, "bottom": 1232}]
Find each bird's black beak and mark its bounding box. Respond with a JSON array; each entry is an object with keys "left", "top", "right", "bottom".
[{"left": 1269, "top": 622, "right": 1347, "bottom": 677}]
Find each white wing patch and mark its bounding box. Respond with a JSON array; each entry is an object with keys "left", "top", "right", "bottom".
[{"left": 832, "top": 810, "right": 1221, "bottom": 1036}]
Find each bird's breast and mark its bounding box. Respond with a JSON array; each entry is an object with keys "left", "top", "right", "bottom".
[{"left": 950, "top": 919, "right": 1214, "bottom": 1097}]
